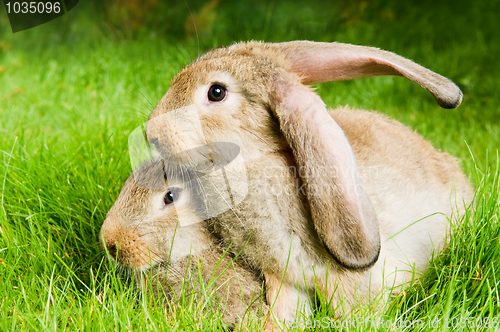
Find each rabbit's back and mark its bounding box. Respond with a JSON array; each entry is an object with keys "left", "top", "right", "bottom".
[{"left": 331, "top": 107, "right": 472, "bottom": 284}]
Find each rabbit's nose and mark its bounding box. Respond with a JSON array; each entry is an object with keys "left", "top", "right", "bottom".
[
  {"left": 99, "top": 219, "right": 121, "bottom": 260},
  {"left": 99, "top": 229, "right": 118, "bottom": 260},
  {"left": 106, "top": 244, "right": 118, "bottom": 260}
]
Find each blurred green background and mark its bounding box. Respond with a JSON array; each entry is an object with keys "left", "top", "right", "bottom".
[{"left": 0, "top": 0, "right": 499, "bottom": 330}]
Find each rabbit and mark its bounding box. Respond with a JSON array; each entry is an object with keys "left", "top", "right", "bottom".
[
  {"left": 99, "top": 160, "right": 272, "bottom": 330},
  {"left": 132, "top": 41, "right": 474, "bottom": 324}
]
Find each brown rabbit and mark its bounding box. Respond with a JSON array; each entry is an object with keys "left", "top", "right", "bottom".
[
  {"left": 105, "top": 41, "right": 473, "bottom": 325},
  {"left": 100, "top": 161, "right": 270, "bottom": 330}
]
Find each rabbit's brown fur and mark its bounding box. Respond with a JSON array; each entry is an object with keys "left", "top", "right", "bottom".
[
  {"left": 143, "top": 245, "right": 269, "bottom": 330},
  {"left": 100, "top": 166, "right": 270, "bottom": 329},
  {"left": 102, "top": 41, "right": 473, "bottom": 326}
]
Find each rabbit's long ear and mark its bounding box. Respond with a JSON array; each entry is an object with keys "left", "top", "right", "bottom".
[
  {"left": 273, "top": 41, "right": 462, "bottom": 109},
  {"left": 264, "top": 41, "right": 462, "bottom": 269},
  {"left": 274, "top": 82, "right": 380, "bottom": 270}
]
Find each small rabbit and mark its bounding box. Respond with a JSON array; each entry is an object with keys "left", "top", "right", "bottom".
[
  {"left": 115, "top": 41, "right": 474, "bottom": 324},
  {"left": 100, "top": 160, "right": 270, "bottom": 330}
]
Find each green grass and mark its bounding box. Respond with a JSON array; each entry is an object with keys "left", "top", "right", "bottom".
[{"left": 0, "top": 0, "right": 499, "bottom": 330}]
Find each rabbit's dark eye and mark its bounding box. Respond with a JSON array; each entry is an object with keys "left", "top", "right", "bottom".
[
  {"left": 208, "top": 84, "right": 227, "bottom": 102},
  {"left": 164, "top": 188, "right": 181, "bottom": 205}
]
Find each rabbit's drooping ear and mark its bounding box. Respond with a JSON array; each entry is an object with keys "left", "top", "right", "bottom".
[
  {"left": 273, "top": 41, "right": 463, "bottom": 109},
  {"left": 262, "top": 41, "right": 462, "bottom": 270},
  {"left": 274, "top": 81, "right": 380, "bottom": 270}
]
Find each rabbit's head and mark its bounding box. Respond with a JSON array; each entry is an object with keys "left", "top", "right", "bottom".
[
  {"left": 99, "top": 161, "right": 212, "bottom": 269},
  {"left": 143, "top": 41, "right": 463, "bottom": 271},
  {"left": 100, "top": 161, "right": 270, "bottom": 329}
]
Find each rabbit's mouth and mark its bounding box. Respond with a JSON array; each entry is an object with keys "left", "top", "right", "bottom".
[{"left": 100, "top": 225, "right": 162, "bottom": 269}]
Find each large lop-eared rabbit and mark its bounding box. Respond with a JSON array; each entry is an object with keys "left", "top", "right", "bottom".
[
  {"left": 100, "top": 161, "right": 270, "bottom": 329},
  {"left": 104, "top": 40, "right": 473, "bottom": 325}
]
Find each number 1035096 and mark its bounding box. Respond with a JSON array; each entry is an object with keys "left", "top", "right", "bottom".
[{"left": 6, "top": 2, "right": 61, "bottom": 14}]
